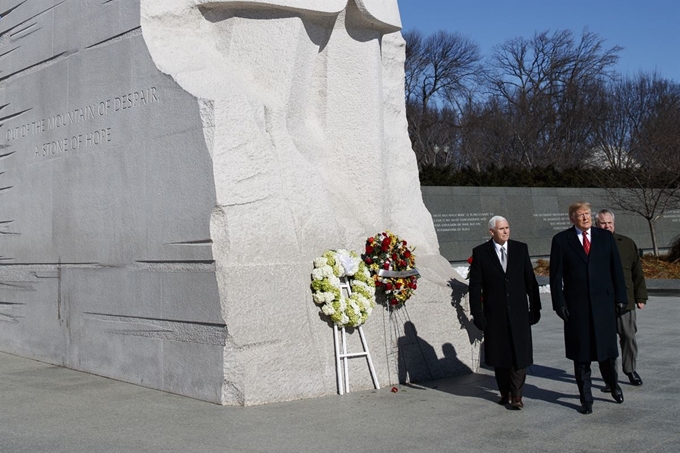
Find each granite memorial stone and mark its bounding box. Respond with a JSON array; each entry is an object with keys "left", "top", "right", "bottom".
[
  {"left": 422, "top": 186, "right": 680, "bottom": 262},
  {"left": 0, "top": 0, "right": 471, "bottom": 405}
]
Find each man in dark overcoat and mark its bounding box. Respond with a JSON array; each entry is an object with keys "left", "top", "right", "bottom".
[
  {"left": 550, "top": 202, "right": 628, "bottom": 414},
  {"left": 469, "top": 215, "right": 541, "bottom": 409}
]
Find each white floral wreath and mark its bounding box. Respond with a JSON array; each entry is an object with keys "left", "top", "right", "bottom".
[{"left": 311, "top": 249, "right": 376, "bottom": 328}]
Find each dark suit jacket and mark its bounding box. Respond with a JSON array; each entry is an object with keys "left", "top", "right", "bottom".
[
  {"left": 550, "top": 227, "right": 627, "bottom": 362},
  {"left": 469, "top": 239, "right": 541, "bottom": 369}
]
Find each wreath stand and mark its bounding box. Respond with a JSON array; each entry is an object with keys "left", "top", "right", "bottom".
[{"left": 333, "top": 277, "right": 380, "bottom": 395}]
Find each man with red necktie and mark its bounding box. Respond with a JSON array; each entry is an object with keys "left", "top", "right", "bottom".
[{"left": 549, "top": 202, "right": 628, "bottom": 414}]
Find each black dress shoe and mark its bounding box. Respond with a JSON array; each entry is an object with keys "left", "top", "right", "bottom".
[
  {"left": 498, "top": 394, "right": 510, "bottom": 405},
  {"left": 611, "top": 386, "right": 624, "bottom": 404},
  {"left": 601, "top": 385, "right": 611, "bottom": 393},
  {"left": 627, "top": 371, "right": 643, "bottom": 386},
  {"left": 579, "top": 402, "right": 593, "bottom": 414}
]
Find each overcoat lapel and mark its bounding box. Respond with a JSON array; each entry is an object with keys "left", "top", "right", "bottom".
[
  {"left": 485, "top": 240, "right": 505, "bottom": 273},
  {"left": 566, "top": 227, "right": 589, "bottom": 263}
]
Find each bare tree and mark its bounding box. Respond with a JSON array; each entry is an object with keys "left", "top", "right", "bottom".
[
  {"left": 403, "top": 29, "right": 482, "bottom": 167},
  {"left": 592, "top": 73, "right": 680, "bottom": 255},
  {"left": 481, "top": 28, "right": 621, "bottom": 168}
]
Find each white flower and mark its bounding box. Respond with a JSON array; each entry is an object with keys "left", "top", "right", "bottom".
[
  {"left": 321, "top": 303, "right": 336, "bottom": 316},
  {"left": 350, "top": 301, "right": 361, "bottom": 315},
  {"left": 311, "top": 268, "right": 325, "bottom": 281},
  {"left": 351, "top": 280, "right": 368, "bottom": 292},
  {"left": 333, "top": 261, "right": 344, "bottom": 277},
  {"left": 357, "top": 295, "right": 371, "bottom": 310},
  {"left": 321, "top": 265, "right": 335, "bottom": 279},
  {"left": 313, "top": 292, "right": 335, "bottom": 305},
  {"left": 328, "top": 275, "right": 341, "bottom": 288},
  {"left": 314, "top": 257, "right": 328, "bottom": 268}
]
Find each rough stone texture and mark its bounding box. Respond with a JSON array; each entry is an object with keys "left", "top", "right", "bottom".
[{"left": 0, "top": 0, "right": 472, "bottom": 405}]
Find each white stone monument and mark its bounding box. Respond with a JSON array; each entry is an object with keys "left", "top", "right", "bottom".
[{"left": 0, "top": 0, "right": 473, "bottom": 405}]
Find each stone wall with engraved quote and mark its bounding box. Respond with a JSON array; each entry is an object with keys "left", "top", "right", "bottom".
[
  {"left": 0, "top": 0, "right": 224, "bottom": 403},
  {"left": 422, "top": 186, "right": 680, "bottom": 261},
  {"left": 1, "top": 1, "right": 474, "bottom": 406}
]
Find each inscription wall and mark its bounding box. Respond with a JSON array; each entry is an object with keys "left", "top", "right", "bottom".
[
  {"left": 4, "top": 87, "right": 158, "bottom": 160},
  {"left": 0, "top": 0, "right": 223, "bottom": 403},
  {"left": 422, "top": 186, "right": 680, "bottom": 262}
]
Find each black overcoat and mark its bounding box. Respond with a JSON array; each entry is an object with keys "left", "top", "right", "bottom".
[
  {"left": 549, "top": 227, "right": 627, "bottom": 362},
  {"left": 469, "top": 239, "right": 541, "bottom": 369}
]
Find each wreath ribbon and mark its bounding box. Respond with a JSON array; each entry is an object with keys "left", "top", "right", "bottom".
[{"left": 378, "top": 269, "right": 420, "bottom": 278}]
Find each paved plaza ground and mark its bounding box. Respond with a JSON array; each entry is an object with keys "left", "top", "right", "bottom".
[{"left": 1, "top": 292, "right": 678, "bottom": 453}]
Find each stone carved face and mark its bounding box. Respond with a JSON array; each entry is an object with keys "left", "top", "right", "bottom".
[{"left": 140, "top": 0, "right": 437, "bottom": 262}]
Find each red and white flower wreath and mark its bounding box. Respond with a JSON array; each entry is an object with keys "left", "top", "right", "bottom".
[{"left": 362, "top": 230, "right": 419, "bottom": 307}]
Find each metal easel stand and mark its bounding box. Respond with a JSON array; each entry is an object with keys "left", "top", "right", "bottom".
[{"left": 333, "top": 278, "right": 380, "bottom": 395}]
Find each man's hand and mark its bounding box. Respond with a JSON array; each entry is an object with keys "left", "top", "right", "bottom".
[
  {"left": 529, "top": 310, "right": 541, "bottom": 325},
  {"left": 556, "top": 306, "right": 570, "bottom": 322},
  {"left": 616, "top": 303, "right": 626, "bottom": 315},
  {"left": 636, "top": 301, "right": 646, "bottom": 310},
  {"left": 472, "top": 314, "right": 487, "bottom": 331}
]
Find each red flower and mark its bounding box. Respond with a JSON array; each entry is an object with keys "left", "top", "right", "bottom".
[
  {"left": 390, "top": 298, "right": 399, "bottom": 305},
  {"left": 402, "top": 240, "right": 407, "bottom": 246},
  {"left": 385, "top": 283, "right": 393, "bottom": 290},
  {"left": 383, "top": 261, "right": 390, "bottom": 270},
  {"left": 391, "top": 386, "right": 399, "bottom": 393},
  {"left": 381, "top": 237, "right": 391, "bottom": 251},
  {"left": 404, "top": 250, "right": 411, "bottom": 258},
  {"left": 392, "top": 253, "right": 398, "bottom": 260},
  {"left": 366, "top": 245, "right": 374, "bottom": 254},
  {"left": 395, "top": 282, "right": 402, "bottom": 289},
  {"left": 365, "top": 257, "right": 372, "bottom": 264},
  {"left": 467, "top": 256, "right": 473, "bottom": 265}
]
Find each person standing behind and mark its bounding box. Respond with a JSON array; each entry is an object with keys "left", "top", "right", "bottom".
[
  {"left": 469, "top": 216, "right": 541, "bottom": 410},
  {"left": 595, "top": 209, "right": 648, "bottom": 388},
  {"left": 550, "top": 202, "right": 628, "bottom": 414}
]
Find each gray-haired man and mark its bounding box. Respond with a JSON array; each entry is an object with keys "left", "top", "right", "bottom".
[
  {"left": 595, "top": 209, "right": 648, "bottom": 388},
  {"left": 469, "top": 216, "right": 541, "bottom": 409}
]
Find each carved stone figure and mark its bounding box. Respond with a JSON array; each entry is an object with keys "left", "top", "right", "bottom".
[{"left": 0, "top": 0, "right": 471, "bottom": 405}]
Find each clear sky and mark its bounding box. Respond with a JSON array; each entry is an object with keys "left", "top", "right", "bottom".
[{"left": 397, "top": 0, "right": 680, "bottom": 83}]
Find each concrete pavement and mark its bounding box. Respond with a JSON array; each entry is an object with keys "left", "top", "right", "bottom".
[{"left": 1, "top": 293, "right": 679, "bottom": 453}]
